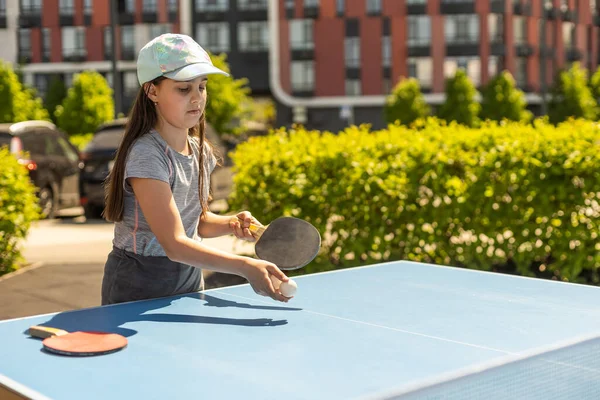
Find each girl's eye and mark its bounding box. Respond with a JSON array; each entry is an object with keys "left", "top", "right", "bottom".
[{"left": 178, "top": 87, "right": 190, "bottom": 93}]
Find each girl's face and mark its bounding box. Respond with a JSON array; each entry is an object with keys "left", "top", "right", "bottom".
[{"left": 149, "top": 77, "right": 208, "bottom": 131}]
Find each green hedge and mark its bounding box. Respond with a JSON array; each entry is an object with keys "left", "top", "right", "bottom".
[
  {"left": 228, "top": 118, "right": 600, "bottom": 284},
  {"left": 0, "top": 147, "right": 40, "bottom": 275}
]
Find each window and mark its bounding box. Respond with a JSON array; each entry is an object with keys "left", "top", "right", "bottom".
[
  {"left": 0, "top": 0, "right": 6, "bottom": 16},
  {"left": 20, "top": 0, "right": 42, "bottom": 14},
  {"left": 562, "top": 21, "right": 575, "bottom": 47},
  {"left": 123, "top": 71, "right": 139, "bottom": 96},
  {"left": 408, "top": 57, "right": 432, "bottom": 88},
  {"left": 289, "top": 19, "right": 313, "bottom": 50},
  {"left": 407, "top": 16, "right": 431, "bottom": 46},
  {"left": 445, "top": 14, "right": 479, "bottom": 44},
  {"left": 84, "top": 0, "right": 93, "bottom": 14},
  {"left": 238, "top": 21, "right": 268, "bottom": 51},
  {"left": 62, "top": 27, "right": 86, "bottom": 59},
  {"left": 366, "top": 0, "right": 381, "bottom": 14},
  {"left": 42, "top": 28, "right": 51, "bottom": 60},
  {"left": 336, "top": 0, "right": 344, "bottom": 14},
  {"left": 382, "top": 78, "right": 391, "bottom": 94},
  {"left": 168, "top": 0, "right": 178, "bottom": 12},
  {"left": 150, "top": 24, "right": 172, "bottom": 39},
  {"left": 59, "top": 0, "right": 74, "bottom": 15},
  {"left": 591, "top": 0, "right": 597, "bottom": 14},
  {"left": 345, "top": 79, "right": 361, "bottom": 95},
  {"left": 344, "top": 37, "right": 360, "bottom": 68},
  {"left": 513, "top": 16, "right": 527, "bottom": 45},
  {"left": 290, "top": 61, "right": 314, "bottom": 91},
  {"left": 121, "top": 26, "right": 135, "bottom": 59},
  {"left": 488, "top": 14, "right": 503, "bottom": 43},
  {"left": 104, "top": 26, "right": 112, "bottom": 58},
  {"left": 406, "top": 0, "right": 426, "bottom": 4},
  {"left": 143, "top": 0, "right": 157, "bottom": 12},
  {"left": 125, "top": 0, "right": 135, "bottom": 12},
  {"left": 285, "top": 0, "right": 294, "bottom": 9},
  {"left": 195, "top": 0, "right": 228, "bottom": 11},
  {"left": 196, "top": 22, "right": 230, "bottom": 52},
  {"left": 33, "top": 74, "right": 48, "bottom": 99},
  {"left": 488, "top": 56, "right": 501, "bottom": 77},
  {"left": 515, "top": 57, "right": 527, "bottom": 87},
  {"left": 238, "top": 0, "right": 267, "bottom": 10},
  {"left": 382, "top": 36, "right": 391, "bottom": 67},
  {"left": 444, "top": 56, "right": 481, "bottom": 86},
  {"left": 304, "top": 0, "right": 319, "bottom": 7},
  {"left": 18, "top": 29, "right": 31, "bottom": 60}
]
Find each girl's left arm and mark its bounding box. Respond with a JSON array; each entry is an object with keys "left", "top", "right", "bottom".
[{"left": 198, "top": 211, "right": 260, "bottom": 241}]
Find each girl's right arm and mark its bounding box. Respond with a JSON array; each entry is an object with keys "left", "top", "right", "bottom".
[{"left": 128, "top": 177, "right": 291, "bottom": 302}]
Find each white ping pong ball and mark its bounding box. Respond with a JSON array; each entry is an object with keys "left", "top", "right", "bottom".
[{"left": 280, "top": 279, "right": 297, "bottom": 297}]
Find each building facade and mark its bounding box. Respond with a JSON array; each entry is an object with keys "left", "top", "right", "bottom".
[{"left": 2, "top": 0, "right": 600, "bottom": 131}]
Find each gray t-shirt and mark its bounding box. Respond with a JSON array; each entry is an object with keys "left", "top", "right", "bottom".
[{"left": 112, "top": 129, "right": 217, "bottom": 256}]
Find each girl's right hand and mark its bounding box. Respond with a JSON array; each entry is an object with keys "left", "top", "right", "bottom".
[{"left": 240, "top": 258, "right": 291, "bottom": 303}]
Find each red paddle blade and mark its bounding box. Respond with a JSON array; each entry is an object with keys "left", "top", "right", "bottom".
[{"left": 42, "top": 331, "right": 127, "bottom": 356}]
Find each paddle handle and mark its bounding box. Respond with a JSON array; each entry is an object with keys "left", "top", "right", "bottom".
[
  {"left": 28, "top": 325, "right": 69, "bottom": 339},
  {"left": 233, "top": 216, "right": 266, "bottom": 238}
]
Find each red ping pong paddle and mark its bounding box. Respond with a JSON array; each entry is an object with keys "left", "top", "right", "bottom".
[
  {"left": 237, "top": 216, "right": 321, "bottom": 270},
  {"left": 28, "top": 325, "right": 128, "bottom": 356}
]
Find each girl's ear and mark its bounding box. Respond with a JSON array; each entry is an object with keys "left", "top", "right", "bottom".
[{"left": 144, "top": 82, "right": 159, "bottom": 103}]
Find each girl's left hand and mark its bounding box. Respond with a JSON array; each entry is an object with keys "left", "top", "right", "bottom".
[{"left": 229, "top": 211, "right": 262, "bottom": 242}]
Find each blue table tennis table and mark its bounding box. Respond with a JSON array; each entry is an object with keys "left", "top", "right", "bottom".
[{"left": 1, "top": 260, "right": 600, "bottom": 399}]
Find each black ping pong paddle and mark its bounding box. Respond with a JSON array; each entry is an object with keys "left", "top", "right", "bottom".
[{"left": 237, "top": 216, "right": 321, "bottom": 270}]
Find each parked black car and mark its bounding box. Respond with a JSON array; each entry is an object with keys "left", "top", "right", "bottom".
[
  {"left": 0, "top": 120, "right": 83, "bottom": 218},
  {"left": 79, "top": 118, "right": 127, "bottom": 219},
  {"left": 80, "top": 118, "right": 229, "bottom": 219}
]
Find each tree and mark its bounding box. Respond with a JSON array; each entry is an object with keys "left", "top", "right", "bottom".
[
  {"left": 0, "top": 60, "right": 49, "bottom": 123},
  {"left": 588, "top": 65, "right": 600, "bottom": 104},
  {"left": 437, "top": 69, "right": 480, "bottom": 127},
  {"left": 206, "top": 53, "right": 251, "bottom": 135},
  {"left": 548, "top": 62, "right": 597, "bottom": 124},
  {"left": 480, "top": 70, "right": 532, "bottom": 122},
  {"left": 55, "top": 71, "right": 114, "bottom": 135},
  {"left": 383, "top": 77, "right": 430, "bottom": 126},
  {"left": 44, "top": 75, "right": 68, "bottom": 124}
]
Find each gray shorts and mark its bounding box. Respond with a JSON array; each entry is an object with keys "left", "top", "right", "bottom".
[{"left": 101, "top": 246, "right": 204, "bottom": 305}]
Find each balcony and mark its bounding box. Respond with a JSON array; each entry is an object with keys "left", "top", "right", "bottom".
[
  {"left": 118, "top": 13, "right": 135, "bottom": 25},
  {"left": 491, "top": 42, "right": 505, "bottom": 56},
  {"left": 238, "top": 0, "right": 267, "bottom": 19},
  {"left": 195, "top": 9, "right": 226, "bottom": 22},
  {"left": 512, "top": 2, "right": 531, "bottom": 16},
  {"left": 59, "top": 10, "right": 75, "bottom": 26},
  {"left": 515, "top": 43, "right": 534, "bottom": 57},
  {"left": 446, "top": 37, "right": 479, "bottom": 56},
  {"left": 18, "top": 52, "right": 32, "bottom": 64},
  {"left": 19, "top": 8, "right": 42, "bottom": 28},
  {"left": 406, "top": 3, "right": 426, "bottom": 14},
  {"left": 440, "top": 0, "right": 475, "bottom": 14},
  {"left": 0, "top": 15, "right": 6, "bottom": 28},
  {"left": 407, "top": 43, "right": 431, "bottom": 57},
  {"left": 545, "top": 6, "right": 559, "bottom": 19},
  {"left": 561, "top": 9, "right": 576, "bottom": 22},
  {"left": 291, "top": 48, "right": 314, "bottom": 60},
  {"left": 303, "top": 5, "right": 319, "bottom": 18},
  {"left": 63, "top": 51, "right": 87, "bottom": 62},
  {"left": 566, "top": 47, "right": 582, "bottom": 61},
  {"left": 142, "top": 11, "right": 158, "bottom": 23},
  {"left": 490, "top": 0, "right": 505, "bottom": 13}
]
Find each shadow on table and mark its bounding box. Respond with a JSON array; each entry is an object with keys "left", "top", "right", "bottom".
[{"left": 27, "top": 292, "right": 302, "bottom": 338}]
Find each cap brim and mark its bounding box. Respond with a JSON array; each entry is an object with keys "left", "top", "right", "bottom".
[{"left": 163, "top": 63, "right": 230, "bottom": 81}]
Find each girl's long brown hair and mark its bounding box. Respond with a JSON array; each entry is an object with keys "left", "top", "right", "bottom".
[{"left": 103, "top": 77, "right": 212, "bottom": 222}]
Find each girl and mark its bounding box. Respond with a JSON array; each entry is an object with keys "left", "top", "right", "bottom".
[{"left": 101, "top": 33, "right": 290, "bottom": 305}]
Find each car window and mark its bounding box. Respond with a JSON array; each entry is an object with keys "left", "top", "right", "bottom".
[
  {"left": 88, "top": 128, "right": 125, "bottom": 150},
  {"left": 44, "top": 135, "right": 65, "bottom": 156},
  {"left": 56, "top": 136, "right": 79, "bottom": 163},
  {"left": 0, "top": 134, "right": 11, "bottom": 149},
  {"left": 20, "top": 133, "right": 46, "bottom": 156}
]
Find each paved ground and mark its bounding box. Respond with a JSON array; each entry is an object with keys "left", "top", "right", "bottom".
[{"left": 0, "top": 213, "right": 253, "bottom": 321}]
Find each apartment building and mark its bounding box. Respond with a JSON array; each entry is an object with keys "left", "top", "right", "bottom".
[{"left": 1, "top": 0, "right": 599, "bottom": 130}]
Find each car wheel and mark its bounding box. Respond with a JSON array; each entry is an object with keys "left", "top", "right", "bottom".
[{"left": 39, "top": 187, "right": 56, "bottom": 219}]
